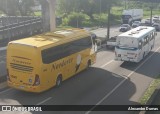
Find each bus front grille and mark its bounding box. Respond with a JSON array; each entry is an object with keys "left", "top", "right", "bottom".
[{"left": 10, "top": 63, "right": 33, "bottom": 72}]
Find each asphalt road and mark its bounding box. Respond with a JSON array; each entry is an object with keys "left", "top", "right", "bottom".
[
  {"left": 0, "top": 27, "right": 160, "bottom": 114},
  {"left": 0, "top": 50, "right": 6, "bottom": 77}
]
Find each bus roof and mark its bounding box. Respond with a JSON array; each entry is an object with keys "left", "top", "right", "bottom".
[
  {"left": 118, "top": 26, "right": 155, "bottom": 39},
  {"left": 9, "top": 28, "right": 90, "bottom": 47}
]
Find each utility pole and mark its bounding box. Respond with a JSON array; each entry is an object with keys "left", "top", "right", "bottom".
[
  {"left": 48, "top": 0, "right": 56, "bottom": 31},
  {"left": 41, "top": 0, "right": 50, "bottom": 32},
  {"left": 150, "top": 2, "right": 153, "bottom": 25},
  {"left": 41, "top": 0, "right": 56, "bottom": 32},
  {"left": 5, "top": 0, "right": 11, "bottom": 42},
  {"left": 107, "top": 3, "right": 111, "bottom": 41},
  {"left": 125, "top": 0, "right": 126, "bottom": 9},
  {"left": 99, "top": 0, "right": 102, "bottom": 26}
]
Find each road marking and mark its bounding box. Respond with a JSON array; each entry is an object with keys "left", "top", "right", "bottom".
[
  {"left": 100, "top": 60, "right": 114, "bottom": 68},
  {"left": 36, "top": 97, "right": 52, "bottom": 105},
  {"left": 20, "top": 97, "right": 52, "bottom": 114},
  {"left": 127, "top": 47, "right": 160, "bottom": 77},
  {"left": 112, "top": 73, "right": 128, "bottom": 79},
  {"left": 0, "top": 88, "right": 12, "bottom": 95},
  {"left": 85, "top": 46, "right": 160, "bottom": 114}
]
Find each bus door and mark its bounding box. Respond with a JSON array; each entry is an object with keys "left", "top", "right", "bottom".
[
  {"left": 146, "top": 36, "right": 150, "bottom": 53},
  {"left": 91, "top": 35, "right": 97, "bottom": 53}
]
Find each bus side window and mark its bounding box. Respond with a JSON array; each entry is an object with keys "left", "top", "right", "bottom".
[
  {"left": 146, "top": 37, "right": 149, "bottom": 43},
  {"left": 138, "top": 41, "right": 142, "bottom": 49},
  {"left": 71, "top": 37, "right": 92, "bottom": 53},
  {"left": 144, "top": 38, "right": 147, "bottom": 46},
  {"left": 150, "top": 33, "right": 153, "bottom": 41},
  {"left": 152, "top": 32, "right": 155, "bottom": 38},
  {"left": 142, "top": 38, "right": 144, "bottom": 46}
]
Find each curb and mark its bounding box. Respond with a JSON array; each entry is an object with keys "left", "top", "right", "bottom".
[
  {"left": 0, "top": 81, "right": 8, "bottom": 91},
  {"left": 0, "top": 75, "right": 6, "bottom": 83},
  {"left": 0, "top": 75, "right": 8, "bottom": 91},
  {"left": 139, "top": 86, "right": 160, "bottom": 114}
]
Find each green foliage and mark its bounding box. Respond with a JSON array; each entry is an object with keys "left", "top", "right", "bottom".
[
  {"left": 0, "top": 0, "right": 18, "bottom": 15},
  {"left": 93, "top": 13, "right": 107, "bottom": 26},
  {"left": 62, "top": 17, "right": 69, "bottom": 26},
  {"left": 140, "top": 75, "right": 160, "bottom": 105},
  {"left": 34, "top": 11, "right": 41, "bottom": 16},
  {"left": 17, "top": 0, "right": 35, "bottom": 16},
  {"left": 58, "top": 0, "right": 119, "bottom": 20},
  {"left": 0, "top": 0, "right": 35, "bottom": 16},
  {"left": 62, "top": 12, "right": 90, "bottom": 27}
]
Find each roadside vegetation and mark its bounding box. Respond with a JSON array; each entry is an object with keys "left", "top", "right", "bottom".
[
  {"left": 140, "top": 75, "right": 160, "bottom": 105},
  {"left": 0, "top": 0, "right": 160, "bottom": 27}
]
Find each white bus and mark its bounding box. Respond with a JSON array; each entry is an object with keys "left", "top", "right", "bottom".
[{"left": 115, "top": 26, "right": 156, "bottom": 62}]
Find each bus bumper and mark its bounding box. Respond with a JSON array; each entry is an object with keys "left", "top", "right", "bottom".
[
  {"left": 115, "top": 57, "right": 139, "bottom": 63},
  {"left": 7, "top": 81, "right": 43, "bottom": 93}
]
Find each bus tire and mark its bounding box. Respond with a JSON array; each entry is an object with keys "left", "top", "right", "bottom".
[
  {"left": 87, "top": 60, "right": 91, "bottom": 68},
  {"left": 56, "top": 75, "right": 62, "bottom": 87}
]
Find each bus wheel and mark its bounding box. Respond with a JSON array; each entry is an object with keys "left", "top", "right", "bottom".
[
  {"left": 87, "top": 60, "right": 91, "bottom": 68},
  {"left": 56, "top": 75, "right": 62, "bottom": 87}
]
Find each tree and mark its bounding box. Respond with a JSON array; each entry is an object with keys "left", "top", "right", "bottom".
[
  {"left": 16, "top": 0, "right": 35, "bottom": 16},
  {"left": 0, "top": 0, "right": 17, "bottom": 16},
  {"left": 57, "top": 0, "right": 120, "bottom": 20},
  {"left": 0, "top": 0, "right": 35, "bottom": 16}
]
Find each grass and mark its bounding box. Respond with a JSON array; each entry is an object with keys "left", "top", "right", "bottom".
[
  {"left": 143, "top": 9, "right": 160, "bottom": 18},
  {"left": 139, "top": 75, "right": 160, "bottom": 105},
  {"left": 34, "top": 11, "right": 42, "bottom": 16}
]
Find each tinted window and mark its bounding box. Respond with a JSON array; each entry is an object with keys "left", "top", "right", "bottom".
[
  {"left": 42, "top": 36, "right": 92, "bottom": 64},
  {"left": 122, "top": 15, "right": 131, "bottom": 19},
  {"left": 143, "top": 36, "right": 149, "bottom": 46},
  {"left": 138, "top": 40, "right": 142, "bottom": 49}
]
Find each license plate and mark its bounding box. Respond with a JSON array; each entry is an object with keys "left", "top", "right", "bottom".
[
  {"left": 127, "top": 57, "right": 133, "bottom": 59},
  {"left": 19, "top": 86, "right": 24, "bottom": 89}
]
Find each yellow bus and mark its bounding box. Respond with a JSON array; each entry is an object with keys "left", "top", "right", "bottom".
[{"left": 6, "top": 28, "right": 97, "bottom": 92}]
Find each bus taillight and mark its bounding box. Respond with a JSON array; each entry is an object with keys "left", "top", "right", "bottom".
[{"left": 33, "top": 74, "right": 40, "bottom": 86}]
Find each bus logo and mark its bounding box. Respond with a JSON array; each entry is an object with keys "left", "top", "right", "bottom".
[{"left": 75, "top": 54, "right": 82, "bottom": 72}]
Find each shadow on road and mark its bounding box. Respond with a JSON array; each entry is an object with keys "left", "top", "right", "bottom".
[
  {"left": 0, "top": 67, "right": 139, "bottom": 114},
  {"left": 120, "top": 51, "right": 160, "bottom": 79}
]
